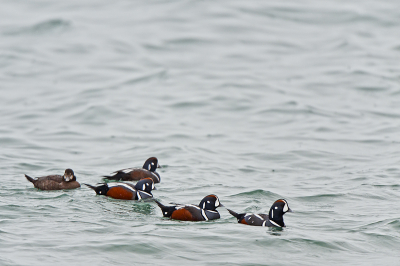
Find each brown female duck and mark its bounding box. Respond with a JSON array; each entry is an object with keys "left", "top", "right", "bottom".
[{"left": 25, "top": 168, "right": 80, "bottom": 190}]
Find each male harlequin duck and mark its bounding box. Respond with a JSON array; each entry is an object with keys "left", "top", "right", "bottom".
[
  {"left": 25, "top": 168, "right": 80, "bottom": 190},
  {"left": 85, "top": 178, "right": 155, "bottom": 200},
  {"left": 103, "top": 157, "right": 161, "bottom": 183},
  {"left": 154, "top": 194, "right": 222, "bottom": 221},
  {"left": 227, "top": 199, "right": 292, "bottom": 227}
]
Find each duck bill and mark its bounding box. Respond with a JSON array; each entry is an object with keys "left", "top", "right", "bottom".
[
  {"left": 157, "top": 163, "right": 161, "bottom": 168},
  {"left": 287, "top": 208, "right": 293, "bottom": 213}
]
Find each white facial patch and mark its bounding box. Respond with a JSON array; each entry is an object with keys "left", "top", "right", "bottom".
[
  {"left": 142, "top": 184, "right": 146, "bottom": 190},
  {"left": 271, "top": 209, "right": 274, "bottom": 218},
  {"left": 215, "top": 197, "right": 220, "bottom": 207},
  {"left": 202, "top": 202, "right": 206, "bottom": 209},
  {"left": 283, "top": 203, "right": 289, "bottom": 213},
  {"left": 148, "top": 164, "right": 151, "bottom": 170}
]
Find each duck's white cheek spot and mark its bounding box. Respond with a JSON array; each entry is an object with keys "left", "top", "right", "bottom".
[
  {"left": 215, "top": 197, "right": 220, "bottom": 207},
  {"left": 142, "top": 184, "right": 146, "bottom": 190},
  {"left": 283, "top": 204, "right": 288, "bottom": 212},
  {"left": 275, "top": 206, "right": 278, "bottom": 209},
  {"left": 271, "top": 210, "right": 274, "bottom": 218}
]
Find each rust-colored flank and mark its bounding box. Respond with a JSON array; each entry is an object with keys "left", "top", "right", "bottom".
[
  {"left": 171, "top": 208, "right": 194, "bottom": 221},
  {"left": 107, "top": 187, "right": 134, "bottom": 200}
]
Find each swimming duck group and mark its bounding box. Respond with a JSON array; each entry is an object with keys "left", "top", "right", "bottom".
[{"left": 25, "top": 157, "right": 292, "bottom": 227}]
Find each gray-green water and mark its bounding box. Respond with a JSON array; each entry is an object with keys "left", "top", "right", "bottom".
[{"left": 1, "top": 0, "right": 400, "bottom": 265}]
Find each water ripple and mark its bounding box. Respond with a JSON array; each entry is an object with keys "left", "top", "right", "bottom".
[{"left": 4, "top": 19, "right": 71, "bottom": 36}]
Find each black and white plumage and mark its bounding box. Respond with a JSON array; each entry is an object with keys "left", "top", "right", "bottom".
[
  {"left": 154, "top": 195, "right": 223, "bottom": 221},
  {"left": 85, "top": 178, "right": 155, "bottom": 200},
  {"left": 227, "top": 199, "right": 292, "bottom": 227},
  {"left": 103, "top": 157, "right": 161, "bottom": 183}
]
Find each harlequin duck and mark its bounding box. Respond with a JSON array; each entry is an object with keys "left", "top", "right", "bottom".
[
  {"left": 154, "top": 194, "right": 222, "bottom": 221},
  {"left": 103, "top": 157, "right": 161, "bottom": 183},
  {"left": 227, "top": 199, "right": 292, "bottom": 227},
  {"left": 25, "top": 168, "right": 80, "bottom": 190},
  {"left": 85, "top": 178, "right": 155, "bottom": 200}
]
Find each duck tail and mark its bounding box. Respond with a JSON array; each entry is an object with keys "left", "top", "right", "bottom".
[
  {"left": 227, "top": 208, "right": 247, "bottom": 223},
  {"left": 84, "top": 183, "right": 109, "bottom": 195},
  {"left": 227, "top": 208, "right": 239, "bottom": 218},
  {"left": 154, "top": 199, "right": 166, "bottom": 209},
  {"left": 154, "top": 200, "right": 175, "bottom": 218},
  {"left": 102, "top": 172, "right": 124, "bottom": 181},
  {"left": 25, "top": 174, "right": 36, "bottom": 184}
]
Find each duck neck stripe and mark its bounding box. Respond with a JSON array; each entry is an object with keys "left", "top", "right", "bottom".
[
  {"left": 269, "top": 220, "right": 281, "bottom": 227},
  {"left": 139, "top": 191, "right": 152, "bottom": 197},
  {"left": 201, "top": 209, "right": 209, "bottom": 221}
]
